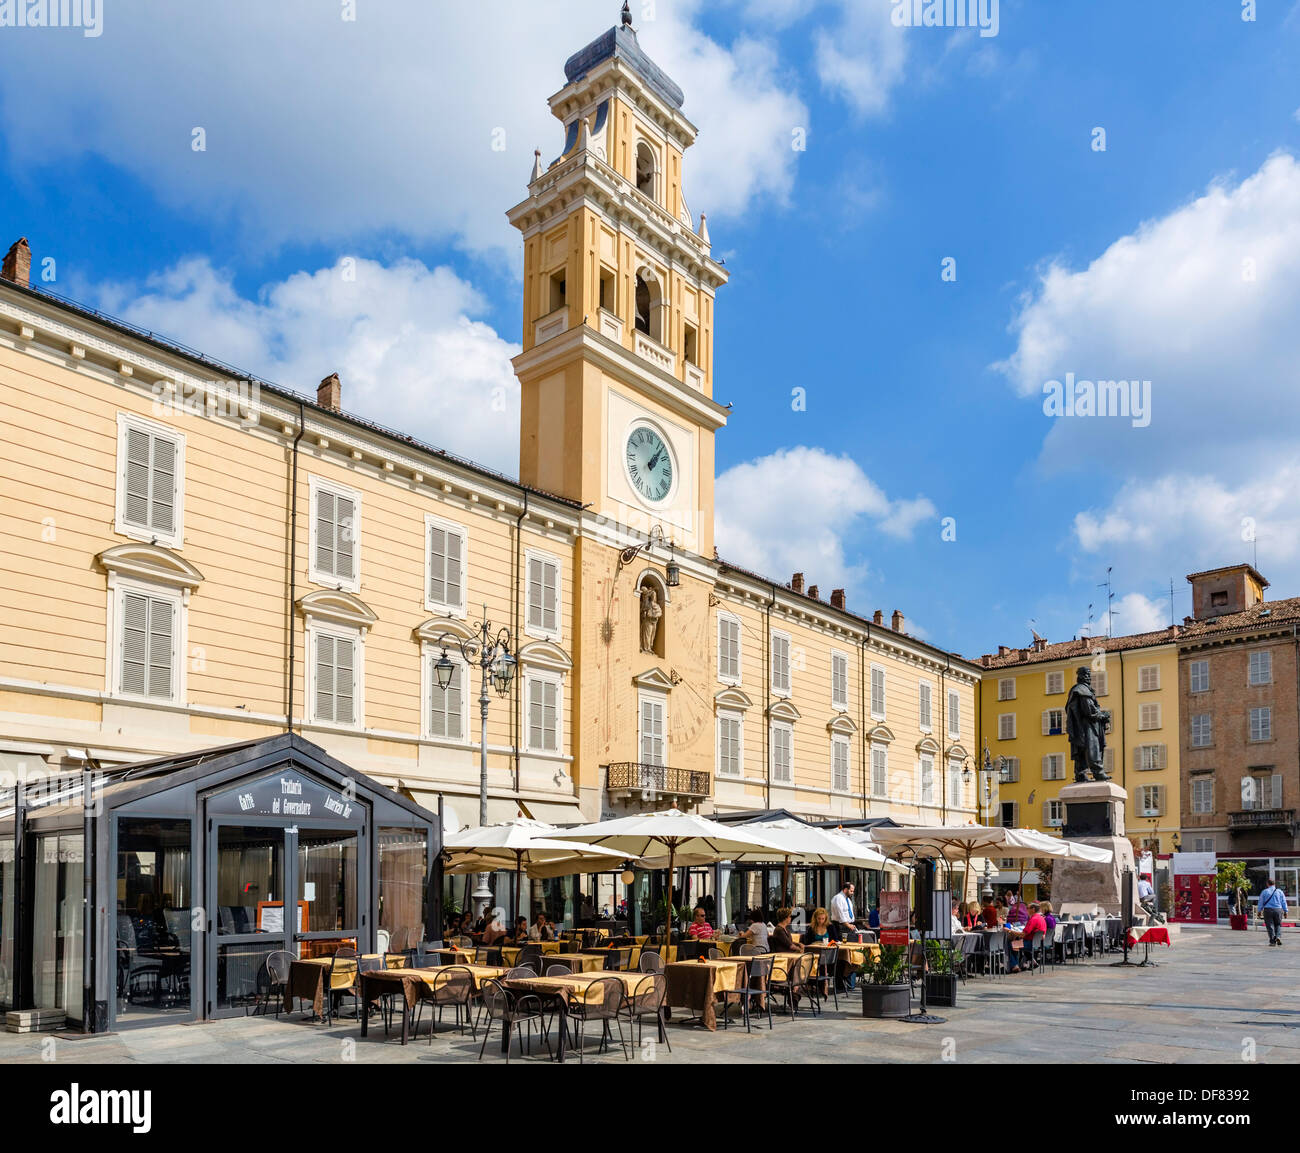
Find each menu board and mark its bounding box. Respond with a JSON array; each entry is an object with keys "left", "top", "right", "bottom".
[{"left": 880, "top": 890, "right": 909, "bottom": 945}]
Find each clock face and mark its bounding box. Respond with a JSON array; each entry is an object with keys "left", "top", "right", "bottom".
[{"left": 624, "top": 424, "right": 674, "bottom": 504}]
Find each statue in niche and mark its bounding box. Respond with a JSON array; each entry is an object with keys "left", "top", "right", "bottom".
[{"left": 639, "top": 584, "right": 662, "bottom": 653}]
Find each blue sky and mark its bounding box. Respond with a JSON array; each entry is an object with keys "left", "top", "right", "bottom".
[{"left": 3, "top": 0, "right": 1300, "bottom": 658}]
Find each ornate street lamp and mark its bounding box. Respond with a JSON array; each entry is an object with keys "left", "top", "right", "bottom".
[
  {"left": 616, "top": 523, "right": 679, "bottom": 586},
  {"left": 433, "top": 606, "right": 516, "bottom": 916}
]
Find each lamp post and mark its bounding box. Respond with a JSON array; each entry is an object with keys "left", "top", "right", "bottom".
[
  {"left": 963, "top": 742, "right": 1003, "bottom": 828},
  {"left": 433, "top": 606, "right": 517, "bottom": 917}
]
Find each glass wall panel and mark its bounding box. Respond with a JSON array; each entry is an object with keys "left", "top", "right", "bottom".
[
  {"left": 116, "top": 818, "right": 192, "bottom": 1021},
  {"left": 216, "top": 826, "right": 283, "bottom": 935},
  {"left": 215, "top": 943, "right": 275, "bottom": 1014},
  {"left": 32, "top": 833, "right": 84, "bottom": 1023},
  {"left": 297, "top": 828, "right": 357, "bottom": 933},
  {"left": 378, "top": 827, "right": 428, "bottom": 948}
]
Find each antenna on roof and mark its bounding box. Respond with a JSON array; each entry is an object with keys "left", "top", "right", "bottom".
[
  {"left": 1170, "top": 579, "right": 1175, "bottom": 628},
  {"left": 1098, "top": 567, "right": 1115, "bottom": 637}
]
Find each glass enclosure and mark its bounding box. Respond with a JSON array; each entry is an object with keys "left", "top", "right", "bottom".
[
  {"left": 115, "top": 818, "right": 192, "bottom": 1022},
  {"left": 216, "top": 826, "right": 284, "bottom": 935},
  {"left": 378, "top": 827, "right": 429, "bottom": 950},
  {"left": 297, "top": 828, "right": 357, "bottom": 934},
  {"left": 32, "top": 832, "right": 84, "bottom": 1023}
]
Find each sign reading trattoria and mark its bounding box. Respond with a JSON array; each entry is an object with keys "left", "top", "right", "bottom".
[{"left": 207, "top": 767, "right": 362, "bottom": 822}]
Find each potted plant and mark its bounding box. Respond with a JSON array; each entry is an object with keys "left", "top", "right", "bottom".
[
  {"left": 1217, "top": 861, "right": 1251, "bottom": 930},
  {"left": 858, "top": 944, "right": 911, "bottom": 1019},
  {"left": 923, "top": 939, "right": 959, "bottom": 1007}
]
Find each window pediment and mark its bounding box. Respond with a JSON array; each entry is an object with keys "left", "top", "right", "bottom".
[
  {"left": 297, "top": 589, "right": 377, "bottom": 631},
  {"left": 916, "top": 735, "right": 941, "bottom": 756},
  {"left": 97, "top": 543, "right": 204, "bottom": 592},
  {"left": 714, "top": 686, "right": 753, "bottom": 712},
  {"left": 947, "top": 742, "right": 971, "bottom": 762},
  {"left": 767, "top": 698, "right": 801, "bottom": 724},
  {"left": 414, "top": 617, "right": 476, "bottom": 645},
  {"left": 518, "top": 640, "right": 573, "bottom": 673},
  {"left": 633, "top": 666, "right": 674, "bottom": 693},
  {"left": 827, "top": 714, "right": 857, "bottom": 736},
  {"left": 867, "top": 723, "right": 896, "bottom": 745}
]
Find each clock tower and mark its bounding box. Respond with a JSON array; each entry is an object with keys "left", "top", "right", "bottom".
[
  {"left": 507, "top": 7, "right": 729, "bottom": 816},
  {"left": 507, "top": 3, "right": 728, "bottom": 559}
]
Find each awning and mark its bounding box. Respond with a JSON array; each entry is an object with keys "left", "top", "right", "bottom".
[{"left": 516, "top": 798, "right": 588, "bottom": 828}]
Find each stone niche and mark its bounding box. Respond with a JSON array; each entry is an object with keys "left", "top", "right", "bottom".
[{"left": 1052, "top": 781, "right": 1145, "bottom": 921}]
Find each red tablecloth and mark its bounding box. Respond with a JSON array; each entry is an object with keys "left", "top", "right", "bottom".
[{"left": 1126, "top": 926, "right": 1171, "bottom": 947}]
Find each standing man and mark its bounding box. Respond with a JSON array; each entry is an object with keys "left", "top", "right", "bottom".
[
  {"left": 830, "top": 881, "right": 856, "bottom": 941},
  {"left": 1259, "top": 878, "right": 1288, "bottom": 946}
]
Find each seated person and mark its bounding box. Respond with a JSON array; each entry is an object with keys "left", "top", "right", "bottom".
[
  {"left": 512, "top": 916, "right": 530, "bottom": 943},
  {"left": 744, "top": 912, "right": 771, "bottom": 952},
  {"left": 963, "top": 900, "right": 983, "bottom": 930},
  {"left": 804, "top": 907, "right": 832, "bottom": 944},
  {"left": 1004, "top": 901, "right": 1048, "bottom": 973},
  {"left": 868, "top": 903, "right": 881, "bottom": 930},
  {"left": 686, "top": 906, "right": 715, "bottom": 940},
  {"left": 528, "top": 912, "right": 555, "bottom": 942},
  {"left": 769, "top": 907, "right": 804, "bottom": 954},
  {"left": 950, "top": 900, "right": 967, "bottom": 936},
  {"left": 481, "top": 907, "right": 507, "bottom": 946},
  {"left": 981, "top": 897, "right": 1000, "bottom": 927}
]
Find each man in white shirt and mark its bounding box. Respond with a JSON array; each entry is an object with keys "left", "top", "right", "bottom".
[
  {"left": 830, "top": 882, "right": 856, "bottom": 938},
  {"left": 1137, "top": 876, "right": 1156, "bottom": 917}
]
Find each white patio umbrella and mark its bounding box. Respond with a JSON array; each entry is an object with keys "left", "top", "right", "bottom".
[
  {"left": 442, "top": 819, "right": 632, "bottom": 920},
  {"left": 558, "top": 807, "right": 787, "bottom": 937}
]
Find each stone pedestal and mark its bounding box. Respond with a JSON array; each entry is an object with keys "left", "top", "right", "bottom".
[{"left": 1052, "top": 781, "right": 1144, "bottom": 920}]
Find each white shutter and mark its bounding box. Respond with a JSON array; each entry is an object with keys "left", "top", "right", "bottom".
[
  {"left": 428, "top": 525, "right": 448, "bottom": 605},
  {"left": 528, "top": 557, "right": 544, "bottom": 630},
  {"left": 543, "top": 681, "right": 558, "bottom": 750},
  {"left": 124, "top": 427, "right": 152, "bottom": 526},
  {"left": 871, "top": 746, "right": 887, "bottom": 797},
  {"left": 1272, "top": 774, "right": 1283, "bottom": 810},
  {"left": 871, "top": 666, "right": 885, "bottom": 718},
  {"left": 1041, "top": 710, "right": 1051, "bottom": 736},
  {"left": 334, "top": 637, "right": 355, "bottom": 725},
  {"left": 430, "top": 661, "right": 463, "bottom": 739},
  {"left": 771, "top": 634, "right": 790, "bottom": 695},
  {"left": 528, "top": 678, "right": 544, "bottom": 749},
  {"left": 919, "top": 682, "right": 932, "bottom": 729},
  {"left": 334, "top": 495, "right": 356, "bottom": 583},
  {"left": 120, "top": 591, "right": 150, "bottom": 696},
  {"left": 832, "top": 738, "right": 849, "bottom": 792},
  {"left": 832, "top": 653, "right": 848, "bottom": 710},
  {"left": 150, "top": 434, "right": 177, "bottom": 535},
  {"left": 315, "top": 633, "right": 335, "bottom": 722},
  {"left": 640, "top": 697, "right": 665, "bottom": 765},
  {"left": 315, "top": 489, "right": 336, "bottom": 575},
  {"left": 147, "top": 597, "right": 174, "bottom": 699},
  {"left": 542, "top": 561, "right": 558, "bottom": 632},
  {"left": 718, "top": 616, "right": 740, "bottom": 682},
  {"left": 1042, "top": 799, "right": 1052, "bottom": 826},
  {"left": 948, "top": 690, "right": 960, "bottom": 737}
]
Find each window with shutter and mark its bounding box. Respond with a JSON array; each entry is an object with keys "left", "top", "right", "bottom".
[
  {"left": 1138, "top": 665, "right": 1160, "bottom": 692},
  {"left": 1000, "top": 757, "right": 1020, "bottom": 784},
  {"left": 118, "top": 589, "right": 177, "bottom": 701},
  {"left": 998, "top": 713, "right": 1016, "bottom": 740},
  {"left": 309, "top": 477, "right": 360, "bottom": 590},
  {"left": 639, "top": 696, "right": 666, "bottom": 766},
  {"left": 312, "top": 631, "right": 357, "bottom": 726},
  {"left": 998, "top": 678, "right": 1016, "bottom": 700},
  {"left": 771, "top": 632, "right": 792, "bottom": 695},
  {"left": 428, "top": 659, "right": 464, "bottom": 740},
  {"left": 871, "top": 745, "right": 888, "bottom": 797},
  {"left": 1042, "top": 708, "right": 1063, "bottom": 735},
  {"left": 770, "top": 723, "right": 793, "bottom": 783},
  {"left": 1045, "top": 670, "right": 1064, "bottom": 694},
  {"left": 1094, "top": 669, "right": 1108, "bottom": 696},
  {"left": 831, "top": 736, "right": 850, "bottom": 793},
  {"left": 717, "top": 714, "right": 741, "bottom": 776},
  {"left": 1249, "top": 650, "right": 1273, "bottom": 685},
  {"left": 1138, "top": 703, "right": 1161, "bottom": 731},
  {"left": 1190, "top": 714, "right": 1212, "bottom": 748},
  {"left": 920, "top": 756, "right": 934, "bottom": 805},
  {"left": 526, "top": 552, "right": 561, "bottom": 639},
  {"left": 918, "top": 682, "right": 932, "bottom": 731},
  {"left": 426, "top": 517, "right": 467, "bottom": 613},
  {"left": 948, "top": 760, "right": 962, "bottom": 809},
  {"left": 831, "top": 653, "right": 849, "bottom": 711},
  {"left": 717, "top": 614, "right": 741, "bottom": 684},
  {"left": 948, "top": 690, "right": 960, "bottom": 737},
  {"left": 527, "top": 676, "right": 560, "bottom": 753},
  {"left": 1191, "top": 777, "right": 1213, "bottom": 814},
  {"left": 1189, "top": 660, "right": 1209, "bottom": 693},
  {"left": 1249, "top": 707, "right": 1272, "bottom": 741},
  {"left": 870, "top": 665, "right": 886, "bottom": 719},
  {"left": 117, "top": 414, "right": 184, "bottom": 545}
]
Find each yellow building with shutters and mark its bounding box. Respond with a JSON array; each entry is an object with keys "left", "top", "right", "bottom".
[
  {"left": 0, "top": 13, "right": 981, "bottom": 862},
  {"left": 977, "top": 630, "right": 1184, "bottom": 869}
]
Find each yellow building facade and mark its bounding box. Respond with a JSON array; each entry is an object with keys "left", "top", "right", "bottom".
[
  {"left": 978, "top": 630, "right": 1183, "bottom": 861},
  {"left": 0, "top": 16, "right": 981, "bottom": 851}
]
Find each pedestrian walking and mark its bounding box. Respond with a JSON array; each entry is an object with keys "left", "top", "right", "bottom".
[{"left": 1259, "top": 877, "right": 1288, "bottom": 946}]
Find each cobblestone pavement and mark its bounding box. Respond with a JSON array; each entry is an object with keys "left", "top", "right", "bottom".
[{"left": 3, "top": 927, "right": 1295, "bottom": 1064}]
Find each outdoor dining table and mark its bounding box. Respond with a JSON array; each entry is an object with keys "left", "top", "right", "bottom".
[
  {"left": 502, "top": 971, "right": 646, "bottom": 1062},
  {"left": 663, "top": 958, "right": 747, "bottom": 1031},
  {"left": 356, "top": 963, "right": 508, "bottom": 1045},
  {"left": 284, "top": 953, "right": 407, "bottom": 1019},
  {"left": 1125, "top": 924, "right": 1171, "bottom": 967},
  {"left": 805, "top": 941, "right": 878, "bottom": 984}
]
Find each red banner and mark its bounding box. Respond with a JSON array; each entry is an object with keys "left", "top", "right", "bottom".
[{"left": 880, "top": 929, "right": 909, "bottom": 946}]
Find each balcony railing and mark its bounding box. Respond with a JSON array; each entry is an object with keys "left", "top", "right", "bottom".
[
  {"left": 1228, "top": 808, "right": 1296, "bottom": 832},
  {"left": 605, "top": 762, "right": 711, "bottom": 800}
]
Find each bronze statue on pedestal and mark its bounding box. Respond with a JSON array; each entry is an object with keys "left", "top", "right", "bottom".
[{"left": 1065, "top": 665, "right": 1111, "bottom": 783}]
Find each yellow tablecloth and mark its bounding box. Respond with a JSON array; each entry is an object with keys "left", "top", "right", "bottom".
[
  {"left": 768, "top": 952, "right": 818, "bottom": 982},
  {"left": 424, "top": 963, "right": 507, "bottom": 991},
  {"left": 504, "top": 971, "right": 641, "bottom": 1006}
]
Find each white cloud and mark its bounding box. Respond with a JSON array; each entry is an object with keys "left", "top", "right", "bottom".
[
  {"left": 714, "top": 446, "right": 935, "bottom": 591},
  {"left": 1080, "top": 592, "right": 1169, "bottom": 639},
  {"left": 95, "top": 255, "right": 523, "bottom": 476},
  {"left": 814, "top": 1, "right": 909, "bottom": 116},
  {"left": 995, "top": 152, "right": 1300, "bottom": 476},
  {"left": 0, "top": 2, "right": 805, "bottom": 256}
]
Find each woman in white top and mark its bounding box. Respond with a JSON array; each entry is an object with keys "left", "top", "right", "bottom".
[{"left": 745, "top": 915, "right": 770, "bottom": 950}]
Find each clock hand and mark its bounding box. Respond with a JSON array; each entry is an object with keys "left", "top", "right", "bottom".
[{"left": 646, "top": 449, "right": 662, "bottom": 470}]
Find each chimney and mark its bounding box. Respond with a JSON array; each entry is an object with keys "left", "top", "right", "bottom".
[
  {"left": 2, "top": 238, "right": 31, "bottom": 287},
  {"left": 790, "top": 573, "right": 804, "bottom": 595},
  {"left": 830, "top": 589, "right": 846, "bottom": 611},
  {"left": 998, "top": 645, "right": 1010, "bottom": 657},
  {"left": 317, "top": 373, "right": 342, "bottom": 412},
  {"left": 891, "top": 609, "right": 904, "bottom": 633},
  {"left": 872, "top": 609, "right": 883, "bottom": 625},
  {"left": 807, "top": 585, "right": 819, "bottom": 600}
]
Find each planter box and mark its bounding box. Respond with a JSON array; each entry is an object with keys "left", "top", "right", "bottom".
[
  {"left": 924, "top": 973, "right": 958, "bottom": 1007},
  {"left": 861, "top": 982, "right": 911, "bottom": 1019}
]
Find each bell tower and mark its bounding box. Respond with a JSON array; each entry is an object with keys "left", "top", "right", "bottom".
[{"left": 507, "top": 3, "right": 728, "bottom": 558}]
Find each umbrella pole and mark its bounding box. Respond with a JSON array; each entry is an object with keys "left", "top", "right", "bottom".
[
  {"left": 666, "top": 842, "right": 676, "bottom": 946},
  {"left": 514, "top": 850, "right": 522, "bottom": 932}
]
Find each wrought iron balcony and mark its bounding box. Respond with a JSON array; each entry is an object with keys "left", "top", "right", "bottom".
[
  {"left": 605, "top": 762, "right": 711, "bottom": 800},
  {"left": 1228, "top": 808, "right": 1296, "bottom": 832}
]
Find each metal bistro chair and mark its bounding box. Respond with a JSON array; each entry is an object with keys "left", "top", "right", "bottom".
[
  {"left": 506, "top": 965, "right": 537, "bottom": 979},
  {"left": 605, "top": 947, "right": 633, "bottom": 971},
  {"left": 546, "top": 963, "right": 572, "bottom": 977},
  {"left": 638, "top": 951, "right": 664, "bottom": 973},
  {"left": 476, "top": 979, "right": 549, "bottom": 1063},
  {"left": 413, "top": 965, "right": 477, "bottom": 1041},
  {"left": 618, "top": 971, "right": 671, "bottom": 1053},
  {"left": 517, "top": 944, "right": 544, "bottom": 972},
  {"left": 807, "top": 945, "right": 839, "bottom": 1011},
  {"left": 741, "top": 955, "right": 775, "bottom": 1032},
  {"left": 768, "top": 952, "right": 811, "bottom": 1020},
  {"left": 257, "top": 950, "right": 296, "bottom": 1017},
  {"left": 707, "top": 946, "right": 724, "bottom": 961},
  {"left": 983, "top": 930, "right": 1008, "bottom": 979},
  {"left": 956, "top": 933, "right": 981, "bottom": 981},
  {"left": 566, "top": 976, "right": 629, "bottom": 1063},
  {"left": 325, "top": 945, "right": 361, "bottom": 1024},
  {"left": 1025, "top": 931, "right": 1048, "bottom": 974}
]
